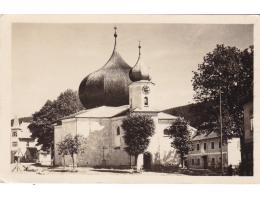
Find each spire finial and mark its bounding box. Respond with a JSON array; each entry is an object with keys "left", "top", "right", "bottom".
[
  {"left": 114, "top": 26, "right": 117, "bottom": 38},
  {"left": 113, "top": 26, "right": 118, "bottom": 51},
  {"left": 138, "top": 41, "right": 141, "bottom": 56}
]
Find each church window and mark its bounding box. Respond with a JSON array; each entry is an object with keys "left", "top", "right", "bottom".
[
  {"left": 196, "top": 144, "right": 200, "bottom": 151},
  {"left": 164, "top": 129, "right": 170, "bottom": 136},
  {"left": 144, "top": 96, "right": 148, "bottom": 106},
  {"left": 192, "top": 159, "right": 194, "bottom": 165},
  {"left": 114, "top": 126, "right": 121, "bottom": 147},
  {"left": 117, "top": 127, "right": 120, "bottom": 135}
]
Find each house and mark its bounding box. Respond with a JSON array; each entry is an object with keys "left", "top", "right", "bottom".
[
  {"left": 53, "top": 28, "right": 194, "bottom": 169},
  {"left": 241, "top": 99, "right": 253, "bottom": 175},
  {"left": 11, "top": 116, "right": 38, "bottom": 163},
  {"left": 187, "top": 131, "right": 241, "bottom": 170}
]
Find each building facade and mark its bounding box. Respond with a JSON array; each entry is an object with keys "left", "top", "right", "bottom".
[
  {"left": 54, "top": 28, "right": 196, "bottom": 169},
  {"left": 11, "top": 116, "right": 38, "bottom": 163},
  {"left": 241, "top": 100, "right": 253, "bottom": 175},
  {"left": 188, "top": 132, "right": 241, "bottom": 170}
]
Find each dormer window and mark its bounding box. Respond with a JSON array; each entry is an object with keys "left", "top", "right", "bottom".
[{"left": 144, "top": 96, "right": 148, "bottom": 106}]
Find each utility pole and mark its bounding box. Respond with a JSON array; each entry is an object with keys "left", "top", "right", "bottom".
[{"left": 219, "top": 88, "right": 224, "bottom": 176}]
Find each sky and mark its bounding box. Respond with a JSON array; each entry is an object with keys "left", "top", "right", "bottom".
[{"left": 12, "top": 23, "right": 253, "bottom": 117}]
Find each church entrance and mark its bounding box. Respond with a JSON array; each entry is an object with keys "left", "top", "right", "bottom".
[{"left": 143, "top": 152, "right": 152, "bottom": 170}]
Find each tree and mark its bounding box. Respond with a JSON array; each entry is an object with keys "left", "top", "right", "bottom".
[
  {"left": 57, "top": 134, "right": 87, "bottom": 168},
  {"left": 56, "top": 138, "right": 69, "bottom": 168},
  {"left": 28, "top": 89, "right": 84, "bottom": 153},
  {"left": 121, "top": 114, "right": 155, "bottom": 167},
  {"left": 192, "top": 44, "right": 253, "bottom": 138},
  {"left": 167, "top": 117, "right": 192, "bottom": 168}
]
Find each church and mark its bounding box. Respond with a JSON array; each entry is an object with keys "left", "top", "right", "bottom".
[{"left": 53, "top": 27, "right": 193, "bottom": 169}]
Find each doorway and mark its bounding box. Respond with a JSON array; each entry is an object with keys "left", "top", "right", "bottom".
[
  {"left": 143, "top": 152, "right": 152, "bottom": 170},
  {"left": 202, "top": 155, "right": 208, "bottom": 169}
]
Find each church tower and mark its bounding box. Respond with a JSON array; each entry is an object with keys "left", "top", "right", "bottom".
[{"left": 129, "top": 42, "right": 155, "bottom": 111}]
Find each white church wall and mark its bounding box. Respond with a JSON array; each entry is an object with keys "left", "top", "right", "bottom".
[
  {"left": 54, "top": 125, "right": 64, "bottom": 166},
  {"left": 54, "top": 118, "right": 78, "bottom": 166},
  {"left": 129, "top": 82, "right": 155, "bottom": 110},
  {"left": 129, "top": 83, "right": 142, "bottom": 110},
  {"left": 108, "top": 117, "right": 135, "bottom": 167},
  {"left": 146, "top": 117, "right": 180, "bottom": 167},
  {"left": 55, "top": 117, "right": 114, "bottom": 167},
  {"left": 54, "top": 114, "right": 180, "bottom": 168},
  {"left": 76, "top": 118, "right": 112, "bottom": 166}
]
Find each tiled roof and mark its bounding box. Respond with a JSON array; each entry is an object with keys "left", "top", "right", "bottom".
[
  {"left": 192, "top": 131, "right": 219, "bottom": 141},
  {"left": 11, "top": 116, "right": 32, "bottom": 127},
  {"left": 61, "top": 105, "right": 129, "bottom": 120}
]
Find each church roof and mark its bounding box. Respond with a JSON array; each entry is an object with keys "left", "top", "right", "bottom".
[
  {"left": 61, "top": 105, "right": 129, "bottom": 120},
  {"left": 129, "top": 41, "right": 151, "bottom": 82},
  {"left": 60, "top": 105, "right": 179, "bottom": 121},
  {"left": 78, "top": 27, "right": 132, "bottom": 109}
]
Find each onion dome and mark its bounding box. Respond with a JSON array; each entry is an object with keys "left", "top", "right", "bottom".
[
  {"left": 79, "top": 27, "right": 132, "bottom": 109},
  {"left": 129, "top": 41, "right": 151, "bottom": 82}
]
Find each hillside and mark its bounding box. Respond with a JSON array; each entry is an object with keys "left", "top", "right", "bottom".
[{"left": 163, "top": 102, "right": 215, "bottom": 129}]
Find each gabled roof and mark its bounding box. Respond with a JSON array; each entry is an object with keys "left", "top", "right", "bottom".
[
  {"left": 61, "top": 105, "right": 129, "bottom": 120},
  {"left": 11, "top": 116, "right": 32, "bottom": 127},
  {"left": 192, "top": 131, "right": 219, "bottom": 141}
]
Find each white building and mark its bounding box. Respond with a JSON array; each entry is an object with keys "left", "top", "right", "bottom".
[
  {"left": 54, "top": 28, "right": 192, "bottom": 169},
  {"left": 188, "top": 131, "right": 241, "bottom": 169},
  {"left": 11, "top": 116, "right": 38, "bottom": 163}
]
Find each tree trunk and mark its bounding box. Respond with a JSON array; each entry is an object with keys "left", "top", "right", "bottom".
[
  {"left": 63, "top": 155, "right": 66, "bottom": 168},
  {"left": 129, "top": 155, "right": 132, "bottom": 168},
  {"left": 181, "top": 155, "right": 184, "bottom": 168},
  {"left": 239, "top": 134, "right": 244, "bottom": 175},
  {"left": 71, "top": 154, "right": 74, "bottom": 169}
]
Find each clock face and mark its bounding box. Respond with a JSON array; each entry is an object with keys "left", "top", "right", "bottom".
[{"left": 142, "top": 85, "right": 150, "bottom": 94}]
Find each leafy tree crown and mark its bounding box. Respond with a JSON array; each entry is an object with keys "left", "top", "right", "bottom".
[{"left": 122, "top": 114, "right": 155, "bottom": 157}]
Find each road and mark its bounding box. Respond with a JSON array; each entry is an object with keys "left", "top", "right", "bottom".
[{"left": 7, "top": 163, "right": 187, "bottom": 183}]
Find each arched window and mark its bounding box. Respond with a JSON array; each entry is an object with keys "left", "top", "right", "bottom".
[
  {"left": 144, "top": 96, "right": 148, "bottom": 106},
  {"left": 117, "top": 127, "right": 120, "bottom": 135},
  {"left": 164, "top": 129, "right": 170, "bottom": 136}
]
